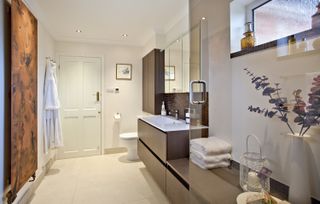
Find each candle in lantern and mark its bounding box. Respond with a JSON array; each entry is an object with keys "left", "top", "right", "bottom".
[{"left": 247, "top": 171, "right": 261, "bottom": 191}]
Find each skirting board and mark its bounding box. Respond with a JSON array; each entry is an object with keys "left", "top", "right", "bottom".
[
  {"left": 104, "top": 147, "right": 127, "bottom": 154},
  {"left": 9, "top": 156, "right": 56, "bottom": 204}
]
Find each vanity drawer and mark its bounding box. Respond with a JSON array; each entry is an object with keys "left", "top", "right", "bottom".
[
  {"left": 166, "top": 169, "right": 189, "bottom": 204},
  {"left": 138, "top": 140, "right": 166, "bottom": 192},
  {"left": 138, "top": 120, "right": 167, "bottom": 162}
]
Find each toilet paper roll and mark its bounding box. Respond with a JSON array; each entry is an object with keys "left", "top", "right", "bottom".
[{"left": 114, "top": 113, "right": 121, "bottom": 121}]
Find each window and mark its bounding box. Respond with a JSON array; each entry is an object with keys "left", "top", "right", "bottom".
[{"left": 251, "top": 0, "right": 319, "bottom": 45}]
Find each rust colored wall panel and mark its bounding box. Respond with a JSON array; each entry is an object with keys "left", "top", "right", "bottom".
[{"left": 10, "top": 0, "right": 37, "bottom": 196}]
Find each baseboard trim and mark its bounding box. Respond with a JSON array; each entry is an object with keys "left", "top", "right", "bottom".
[{"left": 104, "top": 147, "right": 127, "bottom": 154}]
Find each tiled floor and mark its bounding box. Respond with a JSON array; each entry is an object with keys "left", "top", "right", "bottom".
[{"left": 29, "top": 153, "right": 169, "bottom": 204}]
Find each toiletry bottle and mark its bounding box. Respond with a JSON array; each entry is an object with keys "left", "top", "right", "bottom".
[
  {"left": 185, "top": 108, "right": 190, "bottom": 124},
  {"left": 288, "top": 35, "right": 297, "bottom": 55},
  {"left": 161, "top": 101, "right": 167, "bottom": 116},
  {"left": 298, "top": 38, "right": 308, "bottom": 53}
]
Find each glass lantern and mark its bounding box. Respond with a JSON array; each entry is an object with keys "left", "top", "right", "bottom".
[{"left": 240, "top": 135, "right": 270, "bottom": 192}]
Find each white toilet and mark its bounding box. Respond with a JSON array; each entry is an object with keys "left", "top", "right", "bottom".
[{"left": 119, "top": 132, "right": 139, "bottom": 161}]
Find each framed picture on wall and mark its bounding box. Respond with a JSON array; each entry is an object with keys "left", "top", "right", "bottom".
[
  {"left": 165, "top": 66, "right": 175, "bottom": 81},
  {"left": 116, "top": 64, "right": 132, "bottom": 80}
]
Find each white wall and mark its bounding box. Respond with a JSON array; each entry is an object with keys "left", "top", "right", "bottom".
[
  {"left": 0, "top": 1, "right": 5, "bottom": 203},
  {"left": 191, "top": 0, "right": 320, "bottom": 200},
  {"left": 55, "top": 42, "right": 143, "bottom": 149},
  {"left": 142, "top": 6, "right": 189, "bottom": 57},
  {"left": 190, "top": 0, "right": 233, "bottom": 143},
  {"left": 231, "top": 48, "right": 320, "bottom": 199},
  {"left": 142, "top": 33, "right": 166, "bottom": 57},
  {"left": 164, "top": 13, "right": 189, "bottom": 48},
  {"left": 37, "top": 23, "right": 56, "bottom": 170}
]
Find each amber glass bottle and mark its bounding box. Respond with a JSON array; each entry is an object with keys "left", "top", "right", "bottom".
[{"left": 241, "top": 22, "right": 256, "bottom": 50}]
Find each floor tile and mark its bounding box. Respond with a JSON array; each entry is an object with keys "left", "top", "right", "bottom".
[{"left": 29, "top": 153, "right": 169, "bottom": 204}]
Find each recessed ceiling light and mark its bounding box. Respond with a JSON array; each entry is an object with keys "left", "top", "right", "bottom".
[
  {"left": 76, "top": 29, "right": 82, "bottom": 33},
  {"left": 122, "top": 34, "right": 128, "bottom": 37},
  {"left": 201, "top": 17, "right": 206, "bottom": 20}
]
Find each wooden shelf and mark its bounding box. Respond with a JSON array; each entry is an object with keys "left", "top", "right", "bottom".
[
  {"left": 167, "top": 158, "right": 243, "bottom": 203},
  {"left": 167, "top": 159, "right": 294, "bottom": 202}
]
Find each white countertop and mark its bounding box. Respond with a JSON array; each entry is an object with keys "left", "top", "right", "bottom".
[{"left": 138, "top": 115, "right": 208, "bottom": 132}]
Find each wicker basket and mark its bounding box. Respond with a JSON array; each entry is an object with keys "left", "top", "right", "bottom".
[{"left": 240, "top": 134, "right": 270, "bottom": 192}]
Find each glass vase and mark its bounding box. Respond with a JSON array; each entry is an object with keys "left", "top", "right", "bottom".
[{"left": 241, "top": 22, "right": 256, "bottom": 50}]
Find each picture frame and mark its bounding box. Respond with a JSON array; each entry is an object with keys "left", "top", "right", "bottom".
[
  {"left": 165, "top": 66, "right": 175, "bottom": 81},
  {"left": 116, "top": 64, "right": 132, "bottom": 80}
]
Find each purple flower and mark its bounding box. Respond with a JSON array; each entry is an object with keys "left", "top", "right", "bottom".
[{"left": 244, "top": 68, "right": 320, "bottom": 136}]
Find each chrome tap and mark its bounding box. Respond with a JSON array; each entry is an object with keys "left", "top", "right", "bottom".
[{"left": 169, "top": 110, "right": 179, "bottom": 120}]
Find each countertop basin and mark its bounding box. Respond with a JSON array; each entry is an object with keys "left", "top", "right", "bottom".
[{"left": 138, "top": 115, "right": 207, "bottom": 132}]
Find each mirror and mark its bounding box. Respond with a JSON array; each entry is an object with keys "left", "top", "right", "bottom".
[{"left": 164, "top": 25, "right": 201, "bottom": 93}]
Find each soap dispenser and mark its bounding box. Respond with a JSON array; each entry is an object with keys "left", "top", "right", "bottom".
[
  {"left": 185, "top": 108, "right": 190, "bottom": 124},
  {"left": 161, "top": 101, "right": 167, "bottom": 116}
]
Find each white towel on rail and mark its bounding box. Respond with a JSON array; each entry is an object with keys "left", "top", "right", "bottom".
[
  {"left": 190, "top": 154, "right": 230, "bottom": 170},
  {"left": 43, "top": 60, "right": 63, "bottom": 153},
  {"left": 190, "top": 137, "right": 232, "bottom": 156},
  {"left": 190, "top": 147, "right": 231, "bottom": 164}
]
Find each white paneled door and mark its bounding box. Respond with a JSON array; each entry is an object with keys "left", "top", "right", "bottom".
[{"left": 58, "top": 56, "right": 102, "bottom": 159}]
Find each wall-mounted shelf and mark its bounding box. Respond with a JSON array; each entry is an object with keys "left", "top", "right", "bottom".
[{"left": 231, "top": 28, "right": 320, "bottom": 58}]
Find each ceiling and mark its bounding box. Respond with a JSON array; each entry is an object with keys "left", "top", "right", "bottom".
[{"left": 27, "top": 0, "right": 188, "bottom": 46}]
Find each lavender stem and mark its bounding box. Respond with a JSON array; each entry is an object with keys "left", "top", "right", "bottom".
[{"left": 302, "top": 126, "right": 311, "bottom": 136}]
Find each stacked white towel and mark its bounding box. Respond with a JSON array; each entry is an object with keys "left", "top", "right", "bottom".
[{"left": 190, "top": 137, "right": 232, "bottom": 170}]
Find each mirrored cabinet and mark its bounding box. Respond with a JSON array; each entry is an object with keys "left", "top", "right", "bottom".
[{"left": 164, "top": 25, "right": 201, "bottom": 93}]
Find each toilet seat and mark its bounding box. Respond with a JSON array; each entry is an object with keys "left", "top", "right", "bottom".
[{"left": 120, "top": 132, "right": 138, "bottom": 140}]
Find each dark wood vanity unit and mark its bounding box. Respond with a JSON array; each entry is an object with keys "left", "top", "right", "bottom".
[
  {"left": 138, "top": 117, "right": 290, "bottom": 204},
  {"left": 138, "top": 118, "right": 238, "bottom": 204},
  {"left": 167, "top": 159, "right": 242, "bottom": 204},
  {"left": 138, "top": 119, "right": 189, "bottom": 192},
  {"left": 137, "top": 119, "right": 190, "bottom": 192},
  {"left": 142, "top": 49, "right": 164, "bottom": 114},
  {"left": 138, "top": 119, "right": 190, "bottom": 161}
]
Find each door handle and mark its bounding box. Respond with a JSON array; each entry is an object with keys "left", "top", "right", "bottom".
[
  {"left": 189, "top": 80, "right": 207, "bottom": 105},
  {"left": 96, "top": 91, "right": 100, "bottom": 102}
]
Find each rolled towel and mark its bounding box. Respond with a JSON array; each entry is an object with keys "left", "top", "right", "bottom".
[
  {"left": 190, "top": 137, "right": 232, "bottom": 156},
  {"left": 190, "top": 148, "right": 231, "bottom": 164},
  {"left": 190, "top": 154, "right": 230, "bottom": 170}
]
